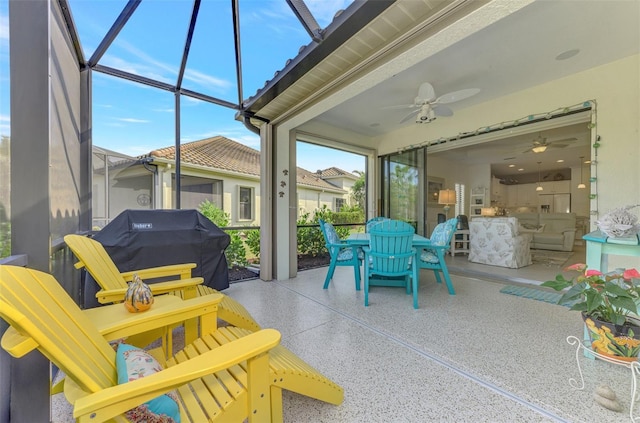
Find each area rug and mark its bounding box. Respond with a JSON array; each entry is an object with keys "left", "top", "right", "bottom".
[
  {"left": 530, "top": 249, "right": 573, "bottom": 268},
  {"left": 499, "top": 285, "right": 576, "bottom": 307}
]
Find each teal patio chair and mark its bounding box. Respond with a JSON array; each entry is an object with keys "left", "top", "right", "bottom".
[
  {"left": 365, "top": 216, "right": 391, "bottom": 232},
  {"left": 319, "top": 219, "right": 363, "bottom": 290},
  {"left": 363, "top": 220, "right": 419, "bottom": 309},
  {"left": 418, "top": 217, "right": 458, "bottom": 295}
]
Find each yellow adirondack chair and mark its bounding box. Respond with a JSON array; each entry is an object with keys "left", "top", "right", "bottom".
[
  {"left": 1, "top": 265, "right": 345, "bottom": 419},
  {"left": 64, "top": 234, "right": 261, "bottom": 336},
  {"left": 0, "top": 265, "right": 281, "bottom": 422}
]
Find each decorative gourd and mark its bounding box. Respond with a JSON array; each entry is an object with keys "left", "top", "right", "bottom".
[{"left": 124, "top": 273, "right": 154, "bottom": 313}]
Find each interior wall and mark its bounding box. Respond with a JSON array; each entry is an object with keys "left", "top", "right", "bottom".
[{"left": 376, "top": 54, "right": 640, "bottom": 267}]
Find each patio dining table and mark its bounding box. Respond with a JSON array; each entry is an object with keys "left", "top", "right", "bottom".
[{"left": 345, "top": 232, "right": 431, "bottom": 287}]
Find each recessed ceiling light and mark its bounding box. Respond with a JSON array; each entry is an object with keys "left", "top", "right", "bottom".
[
  {"left": 508, "top": 164, "right": 515, "bottom": 168},
  {"left": 556, "top": 48, "right": 580, "bottom": 61},
  {"left": 556, "top": 159, "right": 564, "bottom": 163},
  {"left": 518, "top": 168, "right": 524, "bottom": 171}
]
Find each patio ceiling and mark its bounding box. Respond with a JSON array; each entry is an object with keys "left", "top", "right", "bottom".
[{"left": 245, "top": 0, "right": 639, "bottom": 174}]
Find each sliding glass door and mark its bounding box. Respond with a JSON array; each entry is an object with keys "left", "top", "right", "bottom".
[{"left": 381, "top": 149, "right": 425, "bottom": 235}]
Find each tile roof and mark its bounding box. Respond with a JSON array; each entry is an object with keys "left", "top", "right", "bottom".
[
  {"left": 148, "top": 136, "right": 261, "bottom": 176},
  {"left": 147, "top": 136, "right": 345, "bottom": 192},
  {"left": 318, "top": 167, "right": 358, "bottom": 178}
]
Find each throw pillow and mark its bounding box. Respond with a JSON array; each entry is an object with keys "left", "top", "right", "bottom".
[{"left": 116, "top": 343, "right": 181, "bottom": 423}]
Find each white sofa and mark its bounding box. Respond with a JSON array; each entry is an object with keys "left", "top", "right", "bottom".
[
  {"left": 468, "top": 217, "right": 532, "bottom": 269},
  {"left": 512, "top": 213, "right": 577, "bottom": 252}
]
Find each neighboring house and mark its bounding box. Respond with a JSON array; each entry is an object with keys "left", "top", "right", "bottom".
[
  {"left": 92, "top": 136, "right": 351, "bottom": 228},
  {"left": 314, "top": 167, "right": 359, "bottom": 211}
]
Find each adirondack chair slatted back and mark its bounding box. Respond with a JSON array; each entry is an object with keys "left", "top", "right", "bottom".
[
  {"left": 0, "top": 266, "right": 117, "bottom": 392},
  {"left": 319, "top": 219, "right": 362, "bottom": 290},
  {"left": 418, "top": 217, "right": 459, "bottom": 296},
  {"left": 368, "top": 220, "right": 415, "bottom": 276},
  {"left": 428, "top": 218, "right": 458, "bottom": 247},
  {"left": 365, "top": 217, "right": 391, "bottom": 233},
  {"left": 64, "top": 234, "right": 128, "bottom": 291}
]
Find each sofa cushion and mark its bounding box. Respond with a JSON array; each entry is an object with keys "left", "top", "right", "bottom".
[
  {"left": 532, "top": 232, "right": 564, "bottom": 244},
  {"left": 519, "top": 223, "right": 545, "bottom": 233},
  {"left": 540, "top": 214, "right": 576, "bottom": 233}
]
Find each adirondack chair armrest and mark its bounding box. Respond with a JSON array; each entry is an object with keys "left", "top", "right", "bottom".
[
  {"left": 72, "top": 328, "right": 282, "bottom": 423},
  {"left": 1, "top": 326, "right": 38, "bottom": 358},
  {"left": 0, "top": 295, "right": 222, "bottom": 358},
  {"left": 140, "top": 277, "right": 204, "bottom": 296},
  {"left": 84, "top": 294, "right": 223, "bottom": 342},
  {"left": 95, "top": 277, "right": 205, "bottom": 304},
  {"left": 327, "top": 241, "right": 350, "bottom": 248},
  {"left": 121, "top": 263, "right": 197, "bottom": 281},
  {"left": 95, "top": 287, "right": 128, "bottom": 304}
]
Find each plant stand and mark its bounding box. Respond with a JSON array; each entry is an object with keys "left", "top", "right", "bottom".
[{"left": 567, "top": 335, "right": 640, "bottom": 421}]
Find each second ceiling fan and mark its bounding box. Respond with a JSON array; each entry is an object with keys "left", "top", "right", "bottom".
[{"left": 522, "top": 135, "right": 578, "bottom": 153}]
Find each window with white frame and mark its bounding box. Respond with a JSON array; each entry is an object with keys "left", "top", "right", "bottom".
[
  {"left": 335, "top": 197, "right": 346, "bottom": 211},
  {"left": 454, "top": 183, "right": 465, "bottom": 217},
  {"left": 238, "top": 186, "right": 254, "bottom": 221}
]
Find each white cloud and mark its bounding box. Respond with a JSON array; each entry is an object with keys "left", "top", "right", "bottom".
[
  {"left": 116, "top": 118, "right": 151, "bottom": 123},
  {"left": 0, "top": 114, "right": 9, "bottom": 122},
  {"left": 183, "top": 68, "right": 232, "bottom": 92},
  {"left": 116, "top": 117, "right": 150, "bottom": 123}
]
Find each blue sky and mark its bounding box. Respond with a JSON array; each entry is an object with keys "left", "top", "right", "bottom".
[{"left": 0, "top": 0, "right": 365, "bottom": 174}]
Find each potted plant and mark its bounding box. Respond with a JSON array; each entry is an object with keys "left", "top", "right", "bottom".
[{"left": 542, "top": 263, "right": 640, "bottom": 361}]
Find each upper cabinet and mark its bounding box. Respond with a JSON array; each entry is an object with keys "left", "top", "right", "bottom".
[
  {"left": 490, "top": 176, "right": 507, "bottom": 204},
  {"left": 538, "top": 180, "right": 571, "bottom": 193}
]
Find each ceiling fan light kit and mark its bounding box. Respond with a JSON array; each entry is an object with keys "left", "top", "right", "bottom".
[
  {"left": 388, "top": 82, "right": 480, "bottom": 124},
  {"left": 532, "top": 145, "right": 547, "bottom": 153}
]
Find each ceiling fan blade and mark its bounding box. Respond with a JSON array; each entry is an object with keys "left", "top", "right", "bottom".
[
  {"left": 434, "top": 88, "right": 480, "bottom": 104},
  {"left": 433, "top": 104, "right": 453, "bottom": 117},
  {"left": 382, "top": 104, "right": 418, "bottom": 110},
  {"left": 417, "top": 82, "right": 436, "bottom": 102},
  {"left": 399, "top": 109, "right": 419, "bottom": 124}
]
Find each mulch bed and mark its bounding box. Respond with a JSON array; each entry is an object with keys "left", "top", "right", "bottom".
[{"left": 228, "top": 254, "right": 330, "bottom": 282}]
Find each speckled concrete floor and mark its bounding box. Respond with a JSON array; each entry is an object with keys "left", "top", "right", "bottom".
[{"left": 53, "top": 247, "right": 635, "bottom": 422}]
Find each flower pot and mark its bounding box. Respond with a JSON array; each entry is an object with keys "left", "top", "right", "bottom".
[{"left": 582, "top": 312, "right": 640, "bottom": 361}]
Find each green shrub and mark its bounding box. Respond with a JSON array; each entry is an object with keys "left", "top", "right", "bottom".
[
  {"left": 199, "top": 200, "right": 229, "bottom": 227},
  {"left": 225, "top": 230, "right": 249, "bottom": 268},
  {"left": 198, "top": 200, "right": 247, "bottom": 268},
  {"left": 297, "top": 210, "right": 325, "bottom": 256},
  {"left": 245, "top": 229, "right": 260, "bottom": 258},
  {"left": 0, "top": 203, "right": 9, "bottom": 258}
]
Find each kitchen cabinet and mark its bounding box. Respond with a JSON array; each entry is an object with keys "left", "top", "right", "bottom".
[
  {"left": 539, "top": 180, "right": 571, "bottom": 193},
  {"left": 516, "top": 184, "right": 538, "bottom": 206},
  {"left": 506, "top": 185, "right": 518, "bottom": 207},
  {"left": 491, "top": 177, "right": 507, "bottom": 204}
]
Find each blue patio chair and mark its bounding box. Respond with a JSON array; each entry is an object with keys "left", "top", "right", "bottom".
[
  {"left": 363, "top": 220, "right": 419, "bottom": 309},
  {"left": 319, "top": 219, "right": 363, "bottom": 290},
  {"left": 418, "top": 217, "right": 458, "bottom": 295},
  {"left": 365, "top": 216, "right": 391, "bottom": 232}
]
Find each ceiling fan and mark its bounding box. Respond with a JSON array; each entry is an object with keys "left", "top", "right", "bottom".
[
  {"left": 522, "top": 135, "right": 578, "bottom": 154},
  {"left": 384, "top": 82, "right": 480, "bottom": 124}
]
